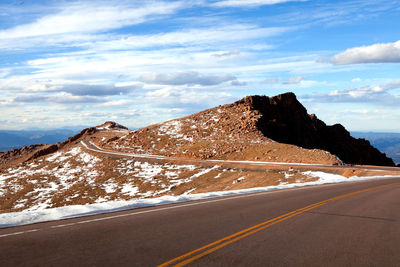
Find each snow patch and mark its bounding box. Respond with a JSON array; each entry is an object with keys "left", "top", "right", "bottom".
[{"left": 121, "top": 184, "right": 139, "bottom": 197}]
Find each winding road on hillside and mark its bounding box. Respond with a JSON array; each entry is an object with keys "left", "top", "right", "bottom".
[
  {"left": 81, "top": 140, "right": 400, "bottom": 172},
  {"left": 1, "top": 177, "right": 400, "bottom": 266}
]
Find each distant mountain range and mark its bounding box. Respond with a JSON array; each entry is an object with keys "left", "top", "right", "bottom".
[
  {"left": 0, "top": 129, "right": 77, "bottom": 152},
  {"left": 352, "top": 132, "right": 400, "bottom": 164}
]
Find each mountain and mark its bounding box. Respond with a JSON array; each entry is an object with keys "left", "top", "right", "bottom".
[
  {"left": 351, "top": 132, "right": 400, "bottom": 164},
  {"left": 1, "top": 95, "right": 399, "bottom": 215},
  {"left": 1, "top": 93, "right": 394, "bottom": 168},
  {"left": 103, "top": 92, "right": 394, "bottom": 166}
]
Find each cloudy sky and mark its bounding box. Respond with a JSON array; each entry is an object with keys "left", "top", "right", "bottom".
[{"left": 1, "top": 0, "right": 399, "bottom": 131}]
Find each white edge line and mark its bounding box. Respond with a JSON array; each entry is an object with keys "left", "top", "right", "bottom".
[{"left": 0, "top": 229, "right": 39, "bottom": 238}]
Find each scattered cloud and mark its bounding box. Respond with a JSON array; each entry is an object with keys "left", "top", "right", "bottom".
[
  {"left": 139, "top": 71, "right": 237, "bottom": 86},
  {"left": 144, "top": 87, "right": 236, "bottom": 110},
  {"left": 97, "top": 99, "right": 136, "bottom": 107},
  {"left": 230, "top": 80, "right": 247, "bottom": 86},
  {"left": 283, "top": 76, "right": 304, "bottom": 84},
  {"left": 211, "top": 0, "right": 307, "bottom": 8},
  {"left": 382, "top": 80, "right": 400, "bottom": 90},
  {"left": 264, "top": 76, "right": 306, "bottom": 85},
  {"left": 57, "top": 84, "right": 138, "bottom": 96},
  {"left": 13, "top": 93, "right": 102, "bottom": 104},
  {"left": 212, "top": 49, "right": 240, "bottom": 57},
  {"left": 86, "top": 25, "right": 288, "bottom": 52},
  {"left": 330, "top": 40, "right": 400, "bottom": 65},
  {"left": 301, "top": 80, "right": 400, "bottom": 106},
  {"left": 264, "top": 78, "right": 279, "bottom": 84},
  {"left": 0, "top": 79, "right": 141, "bottom": 96},
  {"left": 0, "top": 1, "right": 182, "bottom": 39}
]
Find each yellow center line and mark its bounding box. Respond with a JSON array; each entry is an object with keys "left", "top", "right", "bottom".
[
  {"left": 174, "top": 202, "right": 327, "bottom": 267},
  {"left": 157, "top": 201, "right": 326, "bottom": 267},
  {"left": 158, "top": 182, "right": 400, "bottom": 267}
]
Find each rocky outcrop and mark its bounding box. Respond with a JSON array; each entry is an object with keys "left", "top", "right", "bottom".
[
  {"left": 0, "top": 144, "right": 44, "bottom": 168},
  {"left": 238, "top": 93, "right": 394, "bottom": 166},
  {"left": 57, "top": 127, "right": 97, "bottom": 148},
  {"left": 96, "top": 121, "right": 128, "bottom": 130},
  {"left": 25, "top": 144, "right": 58, "bottom": 162}
]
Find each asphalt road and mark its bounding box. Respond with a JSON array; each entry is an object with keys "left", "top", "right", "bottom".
[{"left": 1, "top": 177, "right": 399, "bottom": 266}]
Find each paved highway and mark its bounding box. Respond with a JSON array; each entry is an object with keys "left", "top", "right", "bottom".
[{"left": 1, "top": 177, "right": 399, "bottom": 266}]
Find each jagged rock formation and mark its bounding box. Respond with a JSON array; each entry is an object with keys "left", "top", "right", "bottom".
[{"left": 238, "top": 93, "right": 395, "bottom": 166}]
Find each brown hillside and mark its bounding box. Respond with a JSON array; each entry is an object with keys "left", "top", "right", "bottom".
[
  {"left": 100, "top": 95, "right": 340, "bottom": 165},
  {"left": 101, "top": 92, "right": 394, "bottom": 166}
]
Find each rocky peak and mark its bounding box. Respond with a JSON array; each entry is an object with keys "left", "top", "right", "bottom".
[
  {"left": 96, "top": 121, "right": 128, "bottom": 130},
  {"left": 234, "top": 93, "right": 394, "bottom": 166}
]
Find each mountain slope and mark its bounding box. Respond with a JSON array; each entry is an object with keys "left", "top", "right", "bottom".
[{"left": 103, "top": 93, "right": 393, "bottom": 166}]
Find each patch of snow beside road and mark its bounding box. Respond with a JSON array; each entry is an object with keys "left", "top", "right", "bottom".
[{"left": 0, "top": 172, "right": 397, "bottom": 228}]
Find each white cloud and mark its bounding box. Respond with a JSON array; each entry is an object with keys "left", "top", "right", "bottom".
[
  {"left": 0, "top": 1, "right": 185, "bottom": 51},
  {"left": 144, "top": 86, "right": 235, "bottom": 110},
  {"left": 87, "top": 25, "right": 288, "bottom": 51},
  {"left": 264, "top": 78, "right": 279, "bottom": 84},
  {"left": 383, "top": 80, "right": 400, "bottom": 90},
  {"left": 212, "top": 49, "right": 240, "bottom": 57},
  {"left": 330, "top": 40, "right": 400, "bottom": 65},
  {"left": 263, "top": 76, "right": 318, "bottom": 88},
  {"left": 230, "top": 80, "right": 247, "bottom": 86},
  {"left": 98, "top": 99, "right": 136, "bottom": 107},
  {"left": 139, "top": 71, "right": 237, "bottom": 86},
  {"left": 284, "top": 76, "right": 304, "bottom": 84},
  {"left": 211, "top": 0, "right": 307, "bottom": 8},
  {"left": 57, "top": 84, "right": 137, "bottom": 96},
  {"left": 13, "top": 93, "right": 103, "bottom": 104},
  {"left": 0, "top": 2, "right": 182, "bottom": 40},
  {"left": 301, "top": 80, "right": 400, "bottom": 106}
]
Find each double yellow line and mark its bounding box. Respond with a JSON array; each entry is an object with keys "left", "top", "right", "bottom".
[{"left": 158, "top": 182, "right": 399, "bottom": 267}]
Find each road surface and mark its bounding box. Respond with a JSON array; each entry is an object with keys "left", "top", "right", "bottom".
[{"left": 1, "top": 177, "right": 399, "bottom": 266}]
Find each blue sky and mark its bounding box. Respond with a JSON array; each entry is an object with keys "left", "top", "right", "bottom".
[{"left": 0, "top": 0, "right": 399, "bottom": 132}]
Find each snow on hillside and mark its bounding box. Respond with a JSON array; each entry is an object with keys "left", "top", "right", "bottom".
[{"left": 0, "top": 145, "right": 231, "bottom": 213}]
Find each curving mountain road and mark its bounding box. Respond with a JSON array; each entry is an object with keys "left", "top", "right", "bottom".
[
  {"left": 0, "top": 177, "right": 399, "bottom": 266},
  {"left": 81, "top": 140, "right": 400, "bottom": 173}
]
